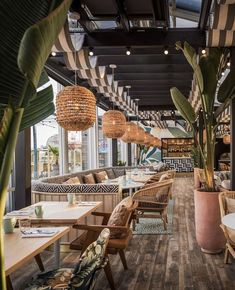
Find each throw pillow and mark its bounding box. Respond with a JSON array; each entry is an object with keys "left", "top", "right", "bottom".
[
  {"left": 106, "top": 169, "right": 116, "bottom": 179},
  {"left": 94, "top": 171, "right": 108, "bottom": 183},
  {"left": 222, "top": 180, "right": 231, "bottom": 190},
  {"left": 83, "top": 174, "right": 96, "bottom": 184},
  {"left": 225, "top": 196, "right": 235, "bottom": 213},
  {"left": 108, "top": 196, "right": 133, "bottom": 238},
  {"left": 63, "top": 177, "right": 80, "bottom": 185}
]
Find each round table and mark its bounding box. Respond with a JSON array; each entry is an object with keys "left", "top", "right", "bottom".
[
  {"left": 121, "top": 181, "right": 144, "bottom": 195},
  {"left": 222, "top": 213, "right": 235, "bottom": 230}
]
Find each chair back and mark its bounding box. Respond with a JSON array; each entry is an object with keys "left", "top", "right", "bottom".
[
  {"left": 145, "top": 170, "right": 175, "bottom": 185},
  {"left": 69, "top": 228, "right": 110, "bottom": 290},
  {"left": 219, "top": 191, "right": 235, "bottom": 218}
]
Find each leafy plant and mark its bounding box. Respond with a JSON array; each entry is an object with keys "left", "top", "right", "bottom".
[
  {"left": 117, "top": 160, "right": 126, "bottom": 166},
  {"left": 191, "top": 146, "right": 201, "bottom": 168},
  {"left": 0, "top": 0, "right": 71, "bottom": 288},
  {"left": 170, "top": 41, "right": 235, "bottom": 192},
  {"left": 48, "top": 145, "right": 59, "bottom": 165}
]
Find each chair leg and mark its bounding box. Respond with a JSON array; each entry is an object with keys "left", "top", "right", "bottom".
[
  {"left": 119, "top": 249, "right": 128, "bottom": 270},
  {"left": 104, "top": 259, "right": 116, "bottom": 290},
  {"left": 6, "top": 276, "right": 13, "bottom": 290},
  {"left": 34, "top": 254, "right": 45, "bottom": 272},
  {"left": 224, "top": 246, "right": 230, "bottom": 264}
]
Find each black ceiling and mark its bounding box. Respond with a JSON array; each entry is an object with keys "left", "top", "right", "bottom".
[{"left": 47, "top": 0, "right": 210, "bottom": 116}]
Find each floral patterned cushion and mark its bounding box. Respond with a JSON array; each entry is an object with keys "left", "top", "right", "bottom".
[{"left": 25, "top": 229, "right": 110, "bottom": 290}]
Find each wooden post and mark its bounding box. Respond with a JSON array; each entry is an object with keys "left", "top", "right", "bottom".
[
  {"left": 112, "top": 139, "right": 118, "bottom": 166},
  {"left": 127, "top": 143, "right": 132, "bottom": 166},
  {"left": 15, "top": 128, "right": 31, "bottom": 209}
]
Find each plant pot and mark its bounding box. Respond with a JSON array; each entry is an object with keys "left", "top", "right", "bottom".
[
  {"left": 194, "top": 189, "right": 226, "bottom": 254},
  {"left": 194, "top": 167, "right": 200, "bottom": 189}
]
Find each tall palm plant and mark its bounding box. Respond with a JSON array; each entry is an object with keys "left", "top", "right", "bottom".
[
  {"left": 170, "top": 42, "right": 235, "bottom": 192},
  {"left": 0, "top": 0, "right": 71, "bottom": 288}
]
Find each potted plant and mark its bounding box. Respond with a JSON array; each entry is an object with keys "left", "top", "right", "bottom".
[
  {"left": 0, "top": 0, "right": 71, "bottom": 288},
  {"left": 170, "top": 41, "right": 235, "bottom": 253},
  {"left": 48, "top": 145, "right": 60, "bottom": 175}
]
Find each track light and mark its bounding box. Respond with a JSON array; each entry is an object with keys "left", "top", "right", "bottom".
[
  {"left": 51, "top": 51, "right": 57, "bottom": 56},
  {"left": 201, "top": 49, "right": 206, "bottom": 55},
  {"left": 88, "top": 47, "right": 94, "bottom": 56},
  {"left": 164, "top": 47, "right": 169, "bottom": 55},
  {"left": 126, "top": 47, "right": 131, "bottom": 55},
  {"left": 222, "top": 71, "right": 225, "bottom": 76},
  {"left": 227, "top": 61, "right": 231, "bottom": 67}
]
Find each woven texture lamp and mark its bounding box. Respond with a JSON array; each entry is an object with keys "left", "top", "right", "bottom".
[
  {"left": 223, "top": 133, "right": 230, "bottom": 144},
  {"left": 143, "top": 132, "right": 152, "bottom": 146},
  {"left": 102, "top": 110, "right": 126, "bottom": 138},
  {"left": 56, "top": 86, "right": 96, "bottom": 131},
  {"left": 121, "top": 122, "right": 138, "bottom": 143},
  {"left": 134, "top": 126, "right": 145, "bottom": 144},
  {"left": 152, "top": 137, "right": 162, "bottom": 148}
]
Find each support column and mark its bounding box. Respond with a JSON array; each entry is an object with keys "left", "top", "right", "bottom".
[
  {"left": 15, "top": 128, "right": 31, "bottom": 209},
  {"left": 127, "top": 143, "right": 132, "bottom": 166},
  {"left": 231, "top": 47, "right": 235, "bottom": 190},
  {"left": 112, "top": 139, "right": 118, "bottom": 166},
  {"left": 58, "top": 127, "right": 68, "bottom": 175}
]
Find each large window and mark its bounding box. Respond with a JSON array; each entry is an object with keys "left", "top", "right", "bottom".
[{"left": 68, "top": 131, "right": 82, "bottom": 173}]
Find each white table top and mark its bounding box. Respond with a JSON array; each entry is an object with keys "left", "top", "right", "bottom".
[
  {"left": 5, "top": 227, "right": 69, "bottom": 276},
  {"left": 7, "top": 201, "right": 102, "bottom": 224},
  {"left": 121, "top": 181, "right": 145, "bottom": 190},
  {"left": 222, "top": 213, "right": 235, "bottom": 230}
]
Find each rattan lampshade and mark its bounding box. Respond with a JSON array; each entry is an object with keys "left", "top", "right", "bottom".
[
  {"left": 134, "top": 126, "right": 145, "bottom": 144},
  {"left": 223, "top": 133, "right": 230, "bottom": 144},
  {"left": 102, "top": 110, "right": 126, "bottom": 138},
  {"left": 152, "top": 137, "right": 162, "bottom": 148},
  {"left": 121, "top": 122, "right": 138, "bottom": 143},
  {"left": 143, "top": 132, "right": 152, "bottom": 146},
  {"left": 56, "top": 86, "right": 96, "bottom": 131}
]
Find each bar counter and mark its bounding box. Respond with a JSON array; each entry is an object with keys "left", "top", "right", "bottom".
[{"left": 162, "top": 157, "right": 193, "bottom": 172}]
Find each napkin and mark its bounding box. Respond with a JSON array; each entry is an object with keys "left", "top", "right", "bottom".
[
  {"left": 7, "top": 210, "right": 31, "bottom": 216},
  {"left": 21, "top": 228, "right": 58, "bottom": 238}
]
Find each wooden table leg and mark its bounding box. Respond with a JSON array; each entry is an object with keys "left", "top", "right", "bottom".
[
  {"left": 34, "top": 253, "right": 45, "bottom": 272},
  {"left": 54, "top": 238, "right": 60, "bottom": 268},
  {"left": 6, "top": 275, "right": 13, "bottom": 290}
]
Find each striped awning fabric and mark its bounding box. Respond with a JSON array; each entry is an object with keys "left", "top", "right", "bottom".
[
  {"left": 217, "top": 105, "right": 230, "bottom": 123},
  {"left": 139, "top": 111, "right": 167, "bottom": 129},
  {"left": 207, "top": 1, "right": 235, "bottom": 46}
]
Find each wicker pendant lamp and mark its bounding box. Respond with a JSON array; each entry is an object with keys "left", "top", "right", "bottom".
[
  {"left": 102, "top": 110, "right": 126, "bottom": 138},
  {"left": 152, "top": 137, "right": 162, "bottom": 148},
  {"left": 56, "top": 85, "right": 96, "bottom": 131},
  {"left": 223, "top": 133, "right": 230, "bottom": 144},
  {"left": 143, "top": 132, "right": 152, "bottom": 146},
  {"left": 135, "top": 126, "right": 145, "bottom": 144},
  {"left": 121, "top": 122, "right": 138, "bottom": 143}
]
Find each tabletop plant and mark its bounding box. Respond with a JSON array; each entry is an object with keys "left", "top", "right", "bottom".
[
  {"left": 170, "top": 41, "right": 235, "bottom": 192},
  {"left": 0, "top": 0, "right": 71, "bottom": 288}
]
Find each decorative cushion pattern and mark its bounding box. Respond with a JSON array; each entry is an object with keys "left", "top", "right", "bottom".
[
  {"left": 94, "top": 171, "right": 108, "bottom": 183},
  {"left": 63, "top": 176, "right": 81, "bottom": 185},
  {"left": 83, "top": 174, "right": 96, "bottom": 184},
  {"left": 25, "top": 229, "right": 110, "bottom": 290},
  {"left": 108, "top": 196, "right": 133, "bottom": 238},
  {"left": 106, "top": 169, "right": 116, "bottom": 179},
  {"left": 226, "top": 197, "right": 235, "bottom": 213},
  {"left": 113, "top": 168, "right": 125, "bottom": 178}
]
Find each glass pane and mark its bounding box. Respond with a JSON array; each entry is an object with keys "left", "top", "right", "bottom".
[{"left": 68, "top": 131, "right": 82, "bottom": 173}]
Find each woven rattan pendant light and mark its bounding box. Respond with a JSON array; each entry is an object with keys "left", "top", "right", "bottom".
[
  {"left": 143, "top": 132, "right": 152, "bottom": 146},
  {"left": 135, "top": 126, "right": 145, "bottom": 144},
  {"left": 102, "top": 110, "right": 126, "bottom": 138},
  {"left": 121, "top": 122, "right": 138, "bottom": 143},
  {"left": 56, "top": 85, "right": 96, "bottom": 131}
]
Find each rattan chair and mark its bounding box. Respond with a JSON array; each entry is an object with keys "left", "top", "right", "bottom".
[
  {"left": 132, "top": 179, "right": 174, "bottom": 230},
  {"left": 144, "top": 170, "right": 176, "bottom": 185},
  {"left": 219, "top": 191, "right": 235, "bottom": 263}
]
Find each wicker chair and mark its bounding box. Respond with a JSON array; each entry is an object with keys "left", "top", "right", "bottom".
[
  {"left": 132, "top": 179, "right": 174, "bottom": 230},
  {"left": 219, "top": 191, "right": 235, "bottom": 263},
  {"left": 144, "top": 170, "right": 176, "bottom": 185}
]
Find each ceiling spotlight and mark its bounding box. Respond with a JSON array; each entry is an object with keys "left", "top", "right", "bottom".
[
  {"left": 164, "top": 47, "right": 169, "bottom": 55},
  {"left": 222, "top": 71, "right": 225, "bottom": 76},
  {"left": 126, "top": 47, "right": 131, "bottom": 55},
  {"left": 88, "top": 47, "right": 94, "bottom": 56},
  {"left": 201, "top": 49, "right": 206, "bottom": 55},
  {"left": 227, "top": 61, "right": 231, "bottom": 67},
  {"left": 51, "top": 51, "right": 56, "bottom": 56}
]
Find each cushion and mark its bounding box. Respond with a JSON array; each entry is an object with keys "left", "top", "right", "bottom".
[
  {"left": 94, "top": 171, "right": 108, "bottom": 183},
  {"left": 83, "top": 173, "right": 96, "bottom": 184},
  {"left": 63, "top": 176, "right": 80, "bottom": 185},
  {"left": 159, "top": 173, "right": 170, "bottom": 182},
  {"left": 106, "top": 169, "right": 116, "bottom": 179},
  {"left": 222, "top": 180, "right": 231, "bottom": 190},
  {"left": 108, "top": 196, "right": 133, "bottom": 238},
  {"left": 113, "top": 168, "right": 125, "bottom": 177},
  {"left": 226, "top": 197, "right": 235, "bottom": 213}
]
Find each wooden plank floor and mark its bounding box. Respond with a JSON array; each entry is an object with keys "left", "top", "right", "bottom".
[{"left": 11, "top": 176, "right": 235, "bottom": 290}]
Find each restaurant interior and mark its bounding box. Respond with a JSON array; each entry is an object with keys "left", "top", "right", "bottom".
[{"left": 2, "top": 0, "right": 235, "bottom": 289}]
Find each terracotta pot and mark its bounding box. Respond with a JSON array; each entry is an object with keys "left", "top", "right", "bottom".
[
  {"left": 194, "top": 189, "right": 226, "bottom": 253},
  {"left": 194, "top": 167, "right": 200, "bottom": 189}
]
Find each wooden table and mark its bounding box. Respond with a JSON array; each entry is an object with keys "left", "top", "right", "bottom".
[
  {"left": 5, "top": 227, "right": 69, "bottom": 289},
  {"left": 104, "top": 179, "right": 144, "bottom": 195},
  {"left": 222, "top": 213, "right": 235, "bottom": 229}
]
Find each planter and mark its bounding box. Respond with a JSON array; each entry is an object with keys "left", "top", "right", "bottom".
[
  {"left": 194, "top": 189, "right": 226, "bottom": 254},
  {"left": 194, "top": 167, "right": 200, "bottom": 189}
]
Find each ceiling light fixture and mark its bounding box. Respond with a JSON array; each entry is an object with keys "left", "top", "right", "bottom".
[
  {"left": 222, "top": 71, "right": 225, "bottom": 76},
  {"left": 227, "top": 61, "right": 231, "bottom": 67},
  {"left": 88, "top": 47, "right": 94, "bottom": 56},
  {"left": 51, "top": 51, "right": 57, "bottom": 56},
  {"left": 164, "top": 47, "right": 169, "bottom": 55},
  {"left": 201, "top": 49, "right": 206, "bottom": 55},
  {"left": 126, "top": 47, "right": 131, "bottom": 55}
]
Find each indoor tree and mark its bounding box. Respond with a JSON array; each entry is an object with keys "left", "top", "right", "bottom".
[
  {"left": 170, "top": 41, "right": 235, "bottom": 192},
  {"left": 0, "top": 0, "right": 71, "bottom": 288}
]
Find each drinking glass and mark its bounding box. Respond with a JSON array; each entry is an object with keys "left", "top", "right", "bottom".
[{"left": 19, "top": 219, "right": 31, "bottom": 234}]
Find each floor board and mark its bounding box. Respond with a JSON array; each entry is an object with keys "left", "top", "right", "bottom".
[{"left": 10, "top": 177, "right": 235, "bottom": 290}]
